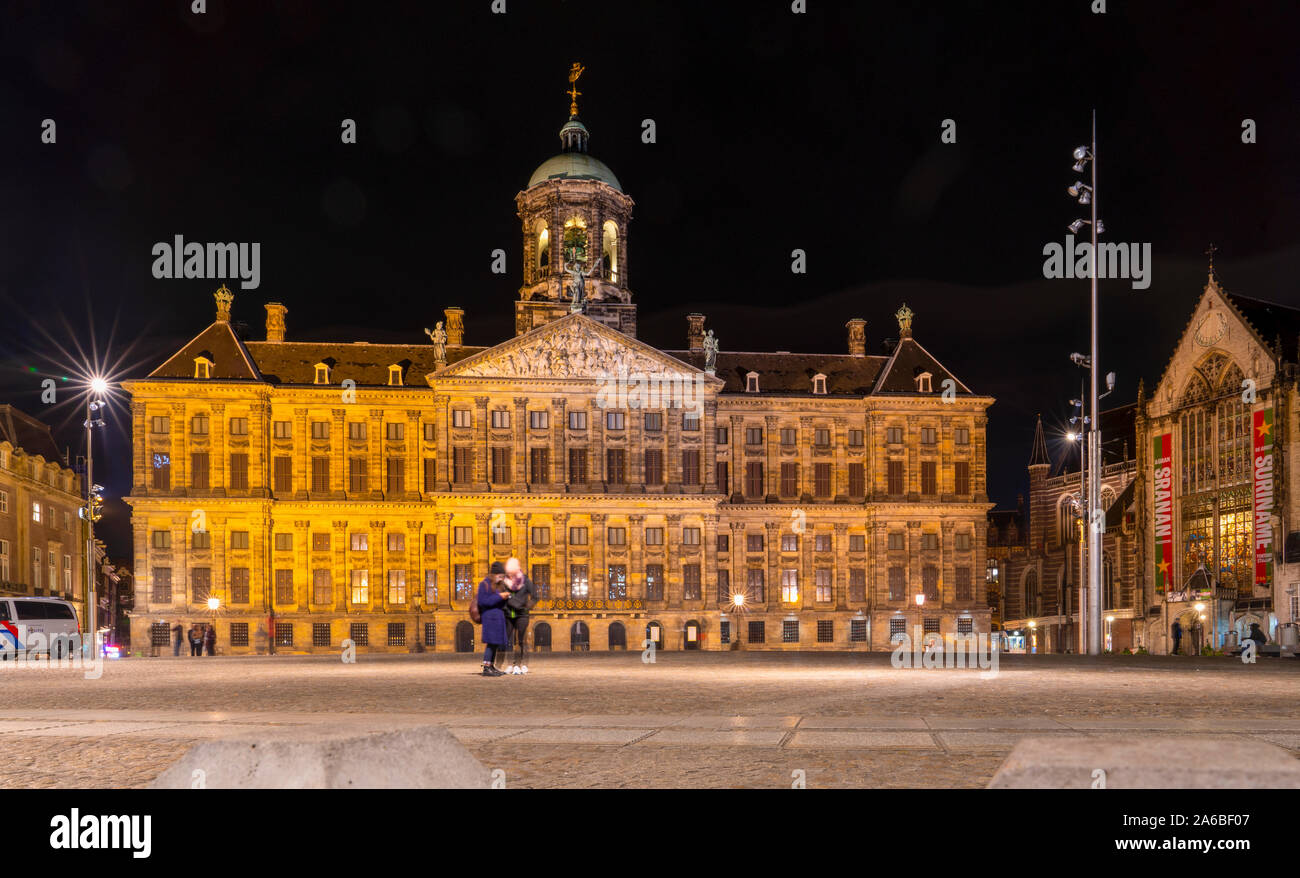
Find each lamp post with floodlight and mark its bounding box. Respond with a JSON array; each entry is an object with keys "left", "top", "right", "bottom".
[{"left": 82, "top": 378, "right": 108, "bottom": 657}]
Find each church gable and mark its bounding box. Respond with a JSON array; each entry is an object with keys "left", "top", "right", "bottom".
[{"left": 432, "top": 313, "right": 707, "bottom": 382}]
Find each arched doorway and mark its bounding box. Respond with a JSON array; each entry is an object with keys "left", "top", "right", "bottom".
[
  {"left": 570, "top": 620, "right": 590, "bottom": 651},
  {"left": 645, "top": 620, "right": 665, "bottom": 651},
  {"left": 683, "top": 619, "right": 701, "bottom": 649},
  {"left": 608, "top": 621, "right": 627, "bottom": 650},
  {"left": 533, "top": 622, "right": 552, "bottom": 651},
  {"left": 454, "top": 621, "right": 475, "bottom": 653}
]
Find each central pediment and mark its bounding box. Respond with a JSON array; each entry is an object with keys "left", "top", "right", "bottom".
[{"left": 431, "top": 313, "right": 708, "bottom": 382}]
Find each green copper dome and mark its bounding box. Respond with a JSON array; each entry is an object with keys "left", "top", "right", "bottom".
[{"left": 527, "top": 152, "right": 623, "bottom": 191}]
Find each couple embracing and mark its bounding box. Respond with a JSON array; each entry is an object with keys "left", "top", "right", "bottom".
[{"left": 477, "top": 557, "right": 539, "bottom": 677}]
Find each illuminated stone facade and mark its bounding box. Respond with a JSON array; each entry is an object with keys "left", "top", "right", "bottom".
[{"left": 124, "top": 99, "right": 994, "bottom": 654}]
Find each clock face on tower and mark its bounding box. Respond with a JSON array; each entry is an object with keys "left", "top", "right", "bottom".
[{"left": 1195, "top": 312, "right": 1227, "bottom": 347}]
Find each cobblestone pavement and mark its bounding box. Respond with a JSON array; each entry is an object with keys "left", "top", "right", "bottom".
[{"left": 3, "top": 652, "right": 1296, "bottom": 788}]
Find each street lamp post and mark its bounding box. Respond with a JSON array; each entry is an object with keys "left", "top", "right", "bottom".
[{"left": 83, "top": 378, "right": 108, "bottom": 657}]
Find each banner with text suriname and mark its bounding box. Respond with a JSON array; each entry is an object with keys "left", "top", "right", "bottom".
[
  {"left": 1153, "top": 432, "right": 1174, "bottom": 593},
  {"left": 1253, "top": 406, "right": 1275, "bottom": 587}
]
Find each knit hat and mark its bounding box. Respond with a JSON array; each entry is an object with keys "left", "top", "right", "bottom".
[{"left": 490, "top": 561, "right": 506, "bottom": 575}]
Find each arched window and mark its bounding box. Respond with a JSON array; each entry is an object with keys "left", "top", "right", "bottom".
[
  {"left": 1104, "top": 555, "right": 1117, "bottom": 610},
  {"left": 562, "top": 217, "right": 587, "bottom": 264},
  {"left": 532, "top": 622, "right": 552, "bottom": 651},
  {"left": 607, "top": 621, "right": 627, "bottom": 650},
  {"left": 570, "top": 620, "right": 590, "bottom": 651},
  {"left": 535, "top": 222, "right": 550, "bottom": 275},
  {"left": 1059, "top": 495, "right": 1077, "bottom": 544},
  {"left": 646, "top": 620, "right": 665, "bottom": 651},
  {"left": 1023, "top": 569, "right": 1039, "bottom": 618},
  {"left": 602, "top": 220, "right": 619, "bottom": 282},
  {"left": 454, "top": 621, "right": 475, "bottom": 653}
]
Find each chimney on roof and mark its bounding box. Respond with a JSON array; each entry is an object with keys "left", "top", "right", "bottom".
[
  {"left": 265, "top": 302, "right": 287, "bottom": 343},
  {"left": 444, "top": 306, "right": 465, "bottom": 346},
  {"left": 687, "top": 313, "right": 706, "bottom": 352},
  {"left": 845, "top": 318, "right": 866, "bottom": 357}
]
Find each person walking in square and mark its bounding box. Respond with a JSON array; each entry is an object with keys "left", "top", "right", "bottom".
[
  {"left": 1170, "top": 619, "right": 1182, "bottom": 656},
  {"left": 203, "top": 623, "right": 216, "bottom": 656},
  {"left": 477, "top": 562, "right": 511, "bottom": 677},
  {"left": 188, "top": 624, "right": 203, "bottom": 657},
  {"left": 172, "top": 621, "right": 183, "bottom": 657},
  {"left": 504, "top": 556, "right": 539, "bottom": 675}
]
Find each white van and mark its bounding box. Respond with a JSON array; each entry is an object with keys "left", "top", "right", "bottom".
[{"left": 0, "top": 597, "right": 82, "bottom": 659}]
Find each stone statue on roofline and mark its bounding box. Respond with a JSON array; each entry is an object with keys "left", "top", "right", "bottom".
[
  {"left": 703, "top": 330, "right": 719, "bottom": 374},
  {"left": 424, "top": 322, "right": 447, "bottom": 367}
]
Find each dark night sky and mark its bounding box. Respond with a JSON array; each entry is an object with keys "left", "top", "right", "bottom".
[{"left": 1, "top": 1, "right": 1297, "bottom": 558}]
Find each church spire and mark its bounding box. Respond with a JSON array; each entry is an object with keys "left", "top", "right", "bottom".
[
  {"left": 1029, "top": 413, "right": 1050, "bottom": 468},
  {"left": 560, "top": 62, "right": 589, "bottom": 153}
]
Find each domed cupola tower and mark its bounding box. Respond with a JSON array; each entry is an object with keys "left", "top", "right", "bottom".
[{"left": 515, "top": 63, "right": 637, "bottom": 337}]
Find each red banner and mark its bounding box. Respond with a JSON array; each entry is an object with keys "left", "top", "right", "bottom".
[
  {"left": 1153, "top": 432, "right": 1174, "bottom": 593},
  {"left": 1253, "top": 407, "right": 1275, "bottom": 587}
]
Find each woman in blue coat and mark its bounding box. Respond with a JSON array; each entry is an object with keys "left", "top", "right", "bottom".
[{"left": 478, "top": 561, "right": 511, "bottom": 677}]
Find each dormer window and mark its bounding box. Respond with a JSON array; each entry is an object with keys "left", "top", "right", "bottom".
[
  {"left": 746, "top": 372, "right": 760, "bottom": 393},
  {"left": 915, "top": 371, "right": 933, "bottom": 393},
  {"left": 314, "top": 363, "right": 330, "bottom": 385},
  {"left": 194, "top": 356, "right": 213, "bottom": 380},
  {"left": 388, "top": 365, "right": 404, "bottom": 387},
  {"left": 812, "top": 373, "right": 827, "bottom": 395}
]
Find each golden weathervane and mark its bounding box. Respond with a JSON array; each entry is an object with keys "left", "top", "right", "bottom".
[{"left": 567, "top": 62, "right": 585, "bottom": 116}]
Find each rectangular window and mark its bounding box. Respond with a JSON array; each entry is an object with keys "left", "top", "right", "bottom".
[
  {"left": 229, "top": 453, "right": 249, "bottom": 490},
  {"left": 955, "top": 461, "right": 971, "bottom": 495},
  {"left": 923, "top": 617, "right": 940, "bottom": 634},
  {"left": 716, "top": 533, "right": 729, "bottom": 552},
  {"left": 275, "top": 569, "right": 294, "bottom": 604},
  {"left": 424, "top": 570, "right": 438, "bottom": 604},
  {"left": 313, "top": 569, "right": 332, "bottom": 605},
  {"left": 607, "top": 527, "right": 627, "bottom": 546},
  {"left": 152, "top": 530, "right": 171, "bottom": 550},
  {"left": 530, "top": 565, "right": 550, "bottom": 599},
  {"left": 423, "top": 422, "right": 436, "bottom": 442},
  {"left": 424, "top": 458, "right": 436, "bottom": 492},
  {"left": 311, "top": 421, "right": 329, "bottom": 440},
  {"left": 746, "top": 427, "right": 763, "bottom": 445},
  {"left": 716, "top": 426, "right": 729, "bottom": 445},
  {"left": 849, "top": 568, "right": 866, "bottom": 602},
  {"left": 780, "top": 427, "right": 796, "bottom": 446},
  {"left": 351, "top": 532, "right": 369, "bottom": 551},
  {"left": 745, "top": 462, "right": 764, "bottom": 498},
  {"left": 192, "top": 530, "right": 210, "bottom": 550},
  {"left": 569, "top": 526, "right": 588, "bottom": 546},
  {"left": 490, "top": 525, "right": 511, "bottom": 547},
  {"left": 606, "top": 411, "right": 625, "bottom": 430},
  {"left": 452, "top": 409, "right": 472, "bottom": 429},
  {"left": 682, "top": 526, "right": 701, "bottom": 546},
  {"left": 889, "top": 617, "right": 907, "bottom": 640},
  {"left": 529, "top": 447, "right": 550, "bottom": 484},
  {"left": 32, "top": 502, "right": 41, "bottom": 525},
  {"left": 569, "top": 565, "right": 589, "bottom": 599},
  {"left": 349, "top": 421, "right": 367, "bottom": 441},
  {"left": 957, "top": 617, "right": 973, "bottom": 635},
  {"left": 850, "top": 618, "right": 867, "bottom": 642},
  {"left": 815, "top": 568, "right": 832, "bottom": 602},
  {"left": 954, "top": 427, "right": 970, "bottom": 445},
  {"left": 780, "top": 462, "right": 798, "bottom": 496},
  {"left": 387, "top": 532, "right": 405, "bottom": 552},
  {"left": 682, "top": 411, "right": 700, "bottom": 431},
  {"left": 922, "top": 533, "right": 939, "bottom": 551},
  {"left": 814, "top": 463, "right": 831, "bottom": 497},
  {"left": 783, "top": 620, "right": 799, "bottom": 643},
  {"left": 921, "top": 427, "right": 937, "bottom": 445},
  {"left": 191, "top": 567, "right": 211, "bottom": 603},
  {"left": 643, "top": 411, "right": 662, "bottom": 432},
  {"left": 422, "top": 533, "right": 436, "bottom": 553},
  {"left": 849, "top": 534, "right": 865, "bottom": 552},
  {"left": 568, "top": 410, "right": 587, "bottom": 430},
  {"left": 230, "top": 531, "right": 249, "bottom": 550},
  {"left": 387, "top": 622, "right": 406, "bottom": 646},
  {"left": 887, "top": 426, "right": 903, "bottom": 444},
  {"left": 746, "top": 568, "right": 765, "bottom": 603},
  {"left": 424, "top": 622, "right": 437, "bottom": 647},
  {"left": 814, "top": 533, "right": 832, "bottom": 552},
  {"left": 781, "top": 569, "right": 799, "bottom": 603},
  {"left": 0, "top": 490, "right": 6, "bottom": 514},
  {"left": 922, "top": 566, "right": 939, "bottom": 601},
  {"left": 386, "top": 422, "right": 405, "bottom": 441},
  {"left": 645, "top": 527, "right": 664, "bottom": 546},
  {"left": 814, "top": 428, "right": 830, "bottom": 448},
  {"left": 606, "top": 449, "right": 626, "bottom": 484},
  {"left": 782, "top": 534, "right": 798, "bottom": 552},
  {"left": 388, "top": 569, "right": 406, "bottom": 604},
  {"left": 455, "top": 565, "right": 473, "bottom": 600},
  {"left": 452, "top": 447, "right": 472, "bottom": 483},
  {"left": 192, "top": 414, "right": 209, "bottom": 435},
  {"left": 273, "top": 420, "right": 291, "bottom": 439},
  {"left": 720, "top": 620, "right": 730, "bottom": 645},
  {"left": 955, "top": 533, "right": 971, "bottom": 551},
  {"left": 530, "top": 410, "right": 549, "bottom": 430},
  {"left": 568, "top": 448, "right": 588, "bottom": 484},
  {"left": 453, "top": 527, "right": 472, "bottom": 545},
  {"left": 151, "top": 415, "right": 170, "bottom": 434},
  {"left": 888, "top": 566, "right": 905, "bottom": 601},
  {"left": 274, "top": 456, "right": 292, "bottom": 493},
  {"left": 490, "top": 410, "right": 510, "bottom": 430},
  {"left": 152, "top": 457, "right": 171, "bottom": 491},
  {"left": 607, "top": 564, "right": 627, "bottom": 600},
  {"left": 682, "top": 564, "right": 701, "bottom": 600},
  {"left": 888, "top": 532, "right": 904, "bottom": 551},
  {"left": 748, "top": 620, "right": 766, "bottom": 644},
  {"left": 350, "top": 623, "right": 369, "bottom": 646},
  {"left": 313, "top": 623, "right": 331, "bottom": 647},
  {"left": 191, "top": 453, "right": 210, "bottom": 490},
  {"left": 489, "top": 447, "right": 510, "bottom": 484},
  {"left": 386, "top": 457, "right": 405, "bottom": 493},
  {"left": 956, "top": 567, "right": 972, "bottom": 601},
  {"left": 888, "top": 460, "right": 904, "bottom": 495},
  {"left": 848, "top": 429, "right": 864, "bottom": 447},
  {"left": 644, "top": 449, "right": 663, "bottom": 485},
  {"left": 229, "top": 567, "right": 249, "bottom": 603},
  {"left": 350, "top": 569, "right": 370, "bottom": 604},
  {"left": 848, "top": 462, "right": 865, "bottom": 497},
  {"left": 746, "top": 533, "right": 764, "bottom": 553},
  {"left": 311, "top": 457, "right": 329, "bottom": 492},
  {"left": 312, "top": 532, "right": 330, "bottom": 552},
  {"left": 531, "top": 526, "right": 550, "bottom": 546},
  {"left": 274, "top": 532, "right": 293, "bottom": 551},
  {"left": 230, "top": 622, "right": 249, "bottom": 647},
  {"left": 817, "top": 620, "right": 834, "bottom": 643},
  {"left": 681, "top": 450, "right": 700, "bottom": 485},
  {"left": 715, "top": 460, "right": 729, "bottom": 494},
  {"left": 348, "top": 457, "right": 368, "bottom": 493},
  {"left": 716, "top": 568, "right": 730, "bottom": 603},
  {"left": 229, "top": 417, "right": 249, "bottom": 436},
  {"left": 273, "top": 623, "right": 294, "bottom": 647},
  {"left": 645, "top": 564, "right": 664, "bottom": 601},
  {"left": 920, "top": 461, "right": 936, "bottom": 495},
  {"left": 150, "top": 567, "right": 170, "bottom": 601}
]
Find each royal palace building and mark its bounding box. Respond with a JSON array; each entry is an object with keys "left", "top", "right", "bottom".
[{"left": 124, "top": 76, "right": 995, "bottom": 654}]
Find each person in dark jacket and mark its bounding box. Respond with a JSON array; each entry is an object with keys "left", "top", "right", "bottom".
[
  {"left": 203, "top": 624, "right": 216, "bottom": 656},
  {"left": 172, "top": 622, "right": 184, "bottom": 657},
  {"left": 503, "top": 557, "right": 539, "bottom": 675},
  {"left": 188, "top": 624, "right": 203, "bottom": 657},
  {"left": 1170, "top": 619, "right": 1182, "bottom": 655},
  {"left": 477, "top": 562, "right": 511, "bottom": 677},
  {"left": 1248, "top": 622, "right": 1268, "bottom": 648}
]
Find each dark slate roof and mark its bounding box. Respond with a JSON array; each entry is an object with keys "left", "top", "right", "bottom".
[
  {"left": 0, "top": 405, "right": 63, "bottom": 460},
  {"left": 1105, "top": 479, "right": 1135, "bottom": 529},
  {"left": 242, "top": 342, "right": 483, "bottom": 386},
  {"left": 1224, "top": 291, "right": 1300, "bottom": 360},
  {"left": 1054, "top": 403, "right": 1138, "bottom": 474},
  {"left": 666, "top": 351, "right": 886, "bottom": 395},
  {"left": 149, "top": 321, "right": 261, "bottom": 381},
  {"left": 1029, "top": 414, "right": 1050, "bottom": 467},
  {"left": 871, "top": 337, "right": 973, "bottom": 395}
]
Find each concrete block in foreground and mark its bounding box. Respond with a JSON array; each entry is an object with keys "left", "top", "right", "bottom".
[
  {"left": 988, "top": 735, "right": 1300, "bottom": 789},
  {"left": 150, "top": 725, "right": 490, "bottom": 789}
]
